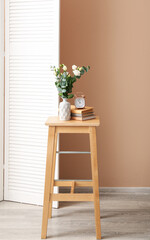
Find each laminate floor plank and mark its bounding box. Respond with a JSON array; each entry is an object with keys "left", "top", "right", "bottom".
[{"left": 0, "top": 192, "right": 150, "bottom": 239}]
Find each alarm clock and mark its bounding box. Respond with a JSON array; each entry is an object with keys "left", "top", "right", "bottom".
[{"left": 74, "top": 92, "right": 85, "bottom": 109}]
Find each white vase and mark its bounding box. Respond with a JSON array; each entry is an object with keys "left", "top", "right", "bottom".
[{"left": 59, "top": 98, "right": 71, "bottom": 121}]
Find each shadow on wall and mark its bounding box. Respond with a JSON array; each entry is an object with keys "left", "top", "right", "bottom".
[{"left": 60, "top": 0, "right": 150, "bottom": 187}]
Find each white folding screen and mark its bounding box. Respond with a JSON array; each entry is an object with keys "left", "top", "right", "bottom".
[
  {"left": 5, "top": 0, "right": 60, "bottom": 205},
  {"left": 0, "top": 0, "right": 4, "bottom": 201}
]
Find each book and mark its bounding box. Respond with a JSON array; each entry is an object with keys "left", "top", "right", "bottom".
[
  {"left": 71, "top": 105, "right": 95, "bottom": 121},
  {"left": 71, "top": 105, "right": 96, "bottom": 120},
  {"left": 71, "top": 105, "right": 93, "bottom": 114},
  {"left": 71, "top": 112, "right": 95, "bottom": 117},
  {"left": 71, "top": 115, "right": 96, "bottom": 121}
]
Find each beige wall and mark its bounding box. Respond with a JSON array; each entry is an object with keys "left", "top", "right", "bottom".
[{"left": 60, "top": 0, "right": 150, "bottom": 187}]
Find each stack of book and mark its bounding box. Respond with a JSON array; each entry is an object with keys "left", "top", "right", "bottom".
[{"left": 71, "top": 105, "right": 96, "bottom": 121}]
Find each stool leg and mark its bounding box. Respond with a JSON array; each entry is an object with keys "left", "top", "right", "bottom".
[
  {"left": 48, "top": 131, "right": 57, "bottom": 218},
  {"left": 89, "top": 127, "right": 101, "bottom": 240},
  {"left": 41, "top": 127, "right": 55, "bottom": 239}
]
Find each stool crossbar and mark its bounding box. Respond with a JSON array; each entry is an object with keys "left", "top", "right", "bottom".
[
  {"left": 56, "top": 151, "right": 91, "bottom": 154},
  {"left": 41, "top": 116, "right": 101, "bottom": 239}
]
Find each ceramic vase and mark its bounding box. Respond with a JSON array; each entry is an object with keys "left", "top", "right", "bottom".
[{"left": 59, "top": 98, "right": 71, "bottom": 121}]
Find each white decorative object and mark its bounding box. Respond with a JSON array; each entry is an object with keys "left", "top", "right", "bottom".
[{"left": 59, "top": 98, "right": 71, "bottom": 121}]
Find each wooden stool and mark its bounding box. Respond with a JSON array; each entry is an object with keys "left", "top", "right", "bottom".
[{"left": 41, "top": 116, "right": 101, "bottom": 239}]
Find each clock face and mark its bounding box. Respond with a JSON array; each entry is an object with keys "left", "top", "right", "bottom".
[{"left": 75, "top": 97, "right": 85, "bottom": 108}]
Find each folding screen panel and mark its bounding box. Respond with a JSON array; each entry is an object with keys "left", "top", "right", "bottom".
[
  {"left": 0, "top": 0, "right": 4, "bottom": 201},
  {"left": 5, "top": 0, "right": 60, "bottom": 205}
]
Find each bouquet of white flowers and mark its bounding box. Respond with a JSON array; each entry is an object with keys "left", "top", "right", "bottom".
[{"left": 51, "top": 64, "right": 90, "bottom": 99}]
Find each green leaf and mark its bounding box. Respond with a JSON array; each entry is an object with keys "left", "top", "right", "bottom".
[
  {"left": 80, "top": 69, "right": 85, "bottom": 75},
  {"left": 62, "top": 89, "right": 66, "bottom": 93},
  {"left": 59, "top": 93, "right": 63, "bottom": 96},
  {"left": 57, "top": 87, "right": 62, "bottom": 92},
  {"left": 83, "top": 66, "right": 87, "bottom": 72},
  {"left": 72, "top": 77, "right": 76, "bottom": 83},
  {"left": 61, "top": 81, "right": 66, "bottom": 87},
  {"left": 83, "top": 66, "right": 90, "bottom": 72},
  {"left": 68, "top": 94, "right": 74, "bottom": 99},
  {"left": 62, "top": 72, "right": 67, "bottom": 78}
]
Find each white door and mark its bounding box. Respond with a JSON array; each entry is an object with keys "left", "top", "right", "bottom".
[
  {"left": 0, "top": 0, "right": 4, "bottom": 202},
  {"left": 4, "top": 0, "right": 60, "bottom": 205}
]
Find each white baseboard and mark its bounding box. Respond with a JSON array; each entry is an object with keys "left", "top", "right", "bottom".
[{"left": 60, "top": 187, "right": 150, "bottom": 194}]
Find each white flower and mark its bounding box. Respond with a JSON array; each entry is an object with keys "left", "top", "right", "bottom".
[
  {"left": 63, "top": 65, "right": 67, "bottom": 71},
  {"left": 79, "top": 67, "right": 82, "bottom": 71},
  {"left": 72, "top": 65, "right": 77, "bottom": 70},
  {"left": 73, "top": 70, "right": 81, "bottom": 77}
]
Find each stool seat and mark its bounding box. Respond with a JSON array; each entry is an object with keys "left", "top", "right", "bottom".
[
  {"left": 45, "top": 116, "right": 100, "bottom": 126},
  {"left": 41, "top": 116, "right": 101, "bottom": 239}
]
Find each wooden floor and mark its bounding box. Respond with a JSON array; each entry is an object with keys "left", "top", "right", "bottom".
[{"left": 0, "top": 191, "right": 150, "bottom": 239}]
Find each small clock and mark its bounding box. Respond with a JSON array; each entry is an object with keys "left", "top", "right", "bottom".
[{"left": 74, "top": 92, "right": 85, "bottom": 109}]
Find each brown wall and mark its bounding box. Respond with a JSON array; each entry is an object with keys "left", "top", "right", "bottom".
[{"left": 60, "top": 0, "right": 150, "bottom": 187}]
